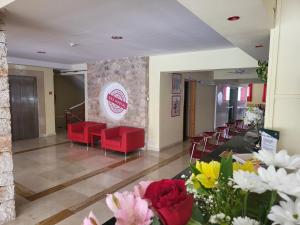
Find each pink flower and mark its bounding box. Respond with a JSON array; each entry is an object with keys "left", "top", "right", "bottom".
[
  {"left": 82, "top": 211, "right": 100, "bottom": 225},
  {"left": 134, "top": 181, "right": 152, "bottom": 198},
  {"left": 106, "top": 191, "right": 153, "bottom": 225}
]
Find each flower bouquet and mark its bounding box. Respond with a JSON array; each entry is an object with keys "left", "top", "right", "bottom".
[
  {"left": 83, "top": 179, "right": 194, "bottom": 225},
  {"left": 185, "top": 149, "right": 300, "bottom": 225},
  {"left": 82, "top": 149, "right": 300, "bottom": 225},
  {"left": 244, "top": 107, "right": 263, "bottom": 127}
]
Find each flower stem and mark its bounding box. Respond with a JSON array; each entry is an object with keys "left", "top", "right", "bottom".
[
  {"left": 243, "top": 191, "right": 249, "bottom": 217},
  {"left": 264, "top": 191, "right": 277, "bottom": 225}
]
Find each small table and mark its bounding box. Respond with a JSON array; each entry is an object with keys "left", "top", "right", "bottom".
[{"left": 90, "top": 132, "right": 102, "bottom": 148}]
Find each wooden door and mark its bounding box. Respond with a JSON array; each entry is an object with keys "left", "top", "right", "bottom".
[
  {"left": 9, "top": 76, "right": 39, "bottom": 141},
  {"left": 188, "top": 81, "right": 196, "bottom": 137}
]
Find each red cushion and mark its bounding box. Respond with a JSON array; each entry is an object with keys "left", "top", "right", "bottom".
[
  {"left": 105, "top": 136, "right": 122, "bottom": 147},
  {"left": 72, "top": 131, "right": 84, "bottom": 138},
  {"left": 102, "top": 126, "right": 144, "bottom": 153}
]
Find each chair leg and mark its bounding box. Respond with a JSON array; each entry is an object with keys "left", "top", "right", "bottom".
[
  {"left": 139, "top": 150, "right": 141, "bottom": 156},
  {"left": 203, "top": 138, "right": 208, "bottom": 152},
  {"left": 125, "top": 152, "right": 127, "bottom": 161},
  {"left": 86, "top": 144, "right": 89, "bottom": 151},
  {"left": 104, "top": 149, "right": 107, "bottom": 156},
  {"left": 190, "top": 143, "right": 196, "bottom": 163},
  {"left": 216, "top": 133, "right": 220, "bottom": 145}
]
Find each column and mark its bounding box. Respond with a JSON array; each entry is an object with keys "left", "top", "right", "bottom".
[
  {"left": 265, "top": 0, "right": 300, "bottom": 154},
  {"left": 0, "top": 13, "right": 15, "bottom": 224}
]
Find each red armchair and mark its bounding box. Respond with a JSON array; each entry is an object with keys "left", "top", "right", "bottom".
[
  {"left": 101, "top": 126, "right": 145, "bottom": 159},
  {"left": 67, "top": 121, "right": 107, "bottom": 149}
]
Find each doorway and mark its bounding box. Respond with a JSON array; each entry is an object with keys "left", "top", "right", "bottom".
[
  {"left": 183, "top": 81, "right": 189, "bottom": 140},
  {"left": 228, "top": 87, "right": 238, "bottom": 123},
  {"left": 9, "top": 75, "right": 39, "bottom": 141}
]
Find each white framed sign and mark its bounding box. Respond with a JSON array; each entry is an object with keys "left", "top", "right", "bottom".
[{"left": 100, "top": 82, "right": 128, "bottom": 120}]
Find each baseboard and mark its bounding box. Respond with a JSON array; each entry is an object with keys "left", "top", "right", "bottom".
[
  {"left": 147, "top": 144, "right": 160, "bottom": 151},
  {"left": 160, "top": 141, "right": 183, "bottom": 151},
  {"left": 40, "top": 133, "right": 56, "bottom": 138},
  {"left": 147, "top": 141, "right": 183, "bottom": 152}
]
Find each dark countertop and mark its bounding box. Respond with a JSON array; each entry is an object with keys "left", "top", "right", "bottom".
[{"left": 102, "top": 132, "right": 258, "bottom": 225}]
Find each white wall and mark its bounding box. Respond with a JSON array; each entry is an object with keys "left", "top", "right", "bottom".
[
  {"left": 159, "top": 73, "right": 184, "bottom": 148},
  {"left": 159, "top": 72, "right": 214, "bottom": 149},
  {"left": 148, "top": 47, "right": 257, "bottom": 151},
  {"left": 195, "top": 84, "right": 216, "bottom": 135},
  {"left": 265, "top": 0, "right": 300, "bottom": 154}
]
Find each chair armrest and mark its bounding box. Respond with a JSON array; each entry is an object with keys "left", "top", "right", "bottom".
[{"left": 122, "top": 129, "right": 145, "bottom": 151}]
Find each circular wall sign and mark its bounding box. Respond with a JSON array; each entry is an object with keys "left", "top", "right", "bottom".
[{"left": 100, "top": 82, "right": 128, "bottom": 120}]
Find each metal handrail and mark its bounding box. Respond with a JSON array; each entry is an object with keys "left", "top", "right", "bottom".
[{"left": 65, "top": 102, "right": 85, "bottom": 128}]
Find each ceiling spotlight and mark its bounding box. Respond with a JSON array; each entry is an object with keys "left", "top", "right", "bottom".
[
  {"left": 227, "top": 16, "right": 240, "bottom": 21},
  {"left": 111, "top": 36, "right": 123, "bottom": 40},
  {"left": 70, "top": 42, "right": 79, "bottom": 47},
  {"left": 36, "top": 51, "right": 46, "bottom": 54},
  {"left": 255, "top": 44, "right": 264, "bottom": 48}
]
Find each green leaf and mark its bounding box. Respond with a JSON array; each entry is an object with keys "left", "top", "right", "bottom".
[
  {"left": 187, "top": 218, "right": 203, "bottom": 225},
  {"left": 219, "top": 155, "right": 233, "bottom": 182},
  {"left": 151, "top": 216, "right": 160, "bottom": 225},
  {"left": 190, "top": 163, "right": 200, "bottom": 175},
  {"left": 258, "top": 60, "right": 262, "bottom": 66},
  {"left": 256, "top": 60, "right": 268, "bottom": 82},
  {"left": 191, "top": 205, "right": 205, "bottom": 223},
  {"left": 197, "top": 186, "right": 209, "bottom": 195}
]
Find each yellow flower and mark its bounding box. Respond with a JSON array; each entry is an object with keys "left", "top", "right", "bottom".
[
  {"left": 196, "top": 161, "right": 220, "bottom": 188},
  {"left": 233, "top": 161, "right": 256, "bottom": 173},
  {"left": 191, "top": 173, "right": 201, "bottom": 190},
  {"left": 196, "top": 160, "right": 202, "bottom": 172}
]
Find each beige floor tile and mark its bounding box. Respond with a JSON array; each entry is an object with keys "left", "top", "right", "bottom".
[{"left": 7, "top": 134, "right": 190, "bottom": 225}]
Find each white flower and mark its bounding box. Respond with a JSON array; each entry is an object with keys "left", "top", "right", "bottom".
[
  {"left": 268, "top": 197, "right": 300, "bottom": 225},
  {"left": 209, "top": 213, "right": 230, "bottom": 224},
  {"left": 278, "top": 171, "right": 300, "bottom": 199},
  {"left": 254, "top": 150, "right": 300, "bottom": 170},
  {"left": 257, "top": 165, "right": 300, "bottom": 198},
  {"left": 232, "top": 170, "right": 268, "bottom": 193},
  {"left": 244, "top": 107, "right": 263, "bottom": 125},
  {"left": 232, "top": 216, "right": 260, "bottom": 225}
]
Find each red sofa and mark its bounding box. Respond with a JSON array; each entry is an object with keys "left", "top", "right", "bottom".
[
  {"left": 67, "top": 121, "right": 107, "bottom": 149},
  {"left": 101, "top": 126, "right": 145, "bottom": 159}
]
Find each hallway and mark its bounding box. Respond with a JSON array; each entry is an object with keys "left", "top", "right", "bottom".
[{"left": 10, "top": 135, "right": 190, "bottom": 225}]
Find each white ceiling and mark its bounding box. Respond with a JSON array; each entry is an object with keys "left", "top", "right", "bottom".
[
  {"left": 177, "top": 0, "right": 275, "bottom": 61},
  {"left": 4, "top": 0, "right": 233, "bottom": 64}
]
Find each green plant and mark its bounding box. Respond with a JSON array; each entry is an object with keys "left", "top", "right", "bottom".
[{"left": 256, "top": 61, "right": 268, "bottom": 82}]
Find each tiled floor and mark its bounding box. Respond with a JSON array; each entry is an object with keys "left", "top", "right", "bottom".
[
  {"left": 8, "top": 134, "right": 191, "bottom": 225},
  {"left": 12, "top": 132, "right": 68, "bottom": 154}
]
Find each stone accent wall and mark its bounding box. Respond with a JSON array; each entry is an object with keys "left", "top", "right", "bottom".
[
  {"left": 0, "top": 18, "right": 15, "bottom": 224},
  {"left": 87, "top": 56, "right": 149, "bottom": 146}
]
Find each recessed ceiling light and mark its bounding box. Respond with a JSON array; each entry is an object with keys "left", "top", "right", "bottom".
[
  {"left": 70, "top": 42, "right": 79, "bottom": 47},
  {"left": 227, "top": 16, "right": 240, "bottom": 21},
  {"left": 36, "top": 51, "right": 46, "bottom": 54},
  {"left": 255, "top": 44, "right": 264, "bottom": 48},
  {"left": 111, "top": 36, "right": 123, "bottom": 40}
]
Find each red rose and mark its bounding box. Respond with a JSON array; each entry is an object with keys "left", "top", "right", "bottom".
[{"left": 144, "top": 179, "right": 193, "bottom": 225}]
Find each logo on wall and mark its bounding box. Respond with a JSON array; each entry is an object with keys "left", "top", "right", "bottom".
[{"left": 101, "top": 82, "right": 128, "bottom": 120}]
